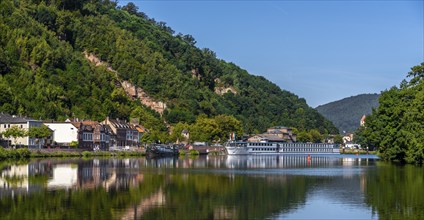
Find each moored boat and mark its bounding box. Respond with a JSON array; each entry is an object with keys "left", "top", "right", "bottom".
[
  {"left": 146, "top": 144, "right": 179, "bottom": 157},
  {"left": 225, "top": 141, "right": 340, "bottom": 155}
]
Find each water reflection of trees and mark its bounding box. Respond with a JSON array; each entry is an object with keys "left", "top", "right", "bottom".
[
  {"left": 365, "top": 162, "right": 424, "bottom": 219},
  {"left": 0, "top": 158, "right": 323, "bottom": 219},
  {"left": 141, "top": 174, "right": 314, "bottom": 220},
  {"left": 0, "top": 156, "right": 387, "bottom": 219}
]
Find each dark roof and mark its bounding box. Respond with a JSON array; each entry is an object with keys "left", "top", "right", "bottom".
[
  {"left": 261, "top": 134, "right": 286, "bottom": 141},
  {"left": 0, "top": 113, "right": 36, "bottom": 123},
  {"left": 109, "top": 119, "right": 132, "bottom": 129},
  {"left": 267, "top": 130, "right": 284, "bottom": 134}
]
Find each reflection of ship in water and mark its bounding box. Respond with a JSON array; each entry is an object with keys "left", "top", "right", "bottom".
[
  {"left": 225, "top": 155, "right": 337, "bottom": 169},
  {"left": 225, "top": 155, "right": 375, "bottom": 169}
]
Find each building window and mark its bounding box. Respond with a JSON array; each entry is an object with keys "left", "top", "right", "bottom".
[{"left": 83, "top": 133, "right": 93, "bottom": 141}]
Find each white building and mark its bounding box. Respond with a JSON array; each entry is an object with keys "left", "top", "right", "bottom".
[
  {"left": 44, "top": 122, "right": 78, "bottom": 146},
  {"left": 0, "top": 113, "right": 43, "bottom": 148}
]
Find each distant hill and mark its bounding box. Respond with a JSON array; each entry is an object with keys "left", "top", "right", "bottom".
[{"left": 316, "top": 94, "right": 380, "bottom": 133}]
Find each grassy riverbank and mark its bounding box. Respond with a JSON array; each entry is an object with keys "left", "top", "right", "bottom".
[{"left": 0, "top": 148, "right": 146, "bottom": 160}]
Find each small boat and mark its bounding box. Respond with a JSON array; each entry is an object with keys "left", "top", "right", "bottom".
[{"left": 147, "top": 144, "right": 179, "bottom": 157}]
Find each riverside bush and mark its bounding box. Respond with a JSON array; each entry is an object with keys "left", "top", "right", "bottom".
[
  {"left": 188, "top": 149, "right": 200, "bottom": 155},
  {"left": 16, "top": 148, "right": 31, "bottom": 158}
]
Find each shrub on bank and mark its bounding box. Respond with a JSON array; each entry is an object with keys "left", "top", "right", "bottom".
[
  {"left": 0, "top": 148, "right": 31, "bottom": 159},
  {"left": 17, "top": 148, "right": 31, "bottom": 158},
  {"left": 81, "top": 151, "right": 92, "bottom": 157},
  {"left": 179, "top": 150, "right": 186, "bottom": 156},
  {"left": 188, "top": 149, "right": 200, "bottom": 155}
]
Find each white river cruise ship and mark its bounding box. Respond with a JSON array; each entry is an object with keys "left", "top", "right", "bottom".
[{"left": 225, "top": 141, "right": 340, "bottom": 155}]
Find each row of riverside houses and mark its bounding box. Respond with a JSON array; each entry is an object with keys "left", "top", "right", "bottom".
[
  {"left": 46, "top": 117, "right": 146, "bottom": 150},
  {"left": 0, "top": 113, "right": 146, "bottom": 150}
]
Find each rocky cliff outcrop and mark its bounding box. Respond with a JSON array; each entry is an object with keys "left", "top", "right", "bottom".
[{"left": 84, "top": 52, "right": 166, "bottom": 114}]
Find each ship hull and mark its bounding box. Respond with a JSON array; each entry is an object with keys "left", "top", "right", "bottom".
[{"left": 225, "top": 142, "right": 340, "bottom": 155}]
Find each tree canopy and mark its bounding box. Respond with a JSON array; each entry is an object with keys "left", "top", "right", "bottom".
[{"left": 355, "top": 63, "right": 424, "bottom": 164}]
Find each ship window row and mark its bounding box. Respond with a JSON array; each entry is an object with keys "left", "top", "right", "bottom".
[
  {"left": 280, "top": 144, "right": 335, "bottom": 148},
  {"left": 251, "top": 143, "right": 273, "bottom": 146},
  {"left": 281, "top": 148, "right": 333, "bottom": 152},
  {"left": 252, "top": 148, "right": 276, "bottom": 151},
  {"left": 250, "top": 148, "right": 334, "bottom": 152}
]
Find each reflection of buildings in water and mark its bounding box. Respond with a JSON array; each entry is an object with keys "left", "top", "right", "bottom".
[
  {"left": 0, "top": 159, "right": 146, "bottom": 197},
  {"left": 76, "top": 159, "right": 144, "bottom": 190},
  {"left": 119, "top": 188, "right": 166, "bottom": 220},
  {"left": 47, "top": 164, "right": 77, "bottom": 189},
  {"left": 213, "top": 206, "right": 236, "bottom": 220},
  {"left": 0, "top": 164, "right": 46, "bottom": 197},
  {"left": 0, "top": 165, "right": 29, "bottom": 190},
  {"left": 0, "top": 159, "right": 147, "bottom": 198}
]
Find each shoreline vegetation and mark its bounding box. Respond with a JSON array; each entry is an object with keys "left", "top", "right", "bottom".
[
  {"left": 341, "top": 148, "right": 377, "bottom": 155},
  {"left": 0, "top": 147, "right": 375, "bottom": 160},
  {"left": 0, "top": 148, "right": 146, "bottom": 160}
]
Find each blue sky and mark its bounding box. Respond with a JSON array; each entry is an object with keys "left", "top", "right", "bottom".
[{"left": 119, "top": 1, "right": 423, "bottom": 107}]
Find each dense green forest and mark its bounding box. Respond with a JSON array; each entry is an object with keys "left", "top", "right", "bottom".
[
  {"left": 0, "top": 0, "right": 338, "bottom": 142},
  {"left": 316, "top": 94, "right": 380, "bottom": 133},
  {"left": 355, "top": 63, "right": 424, "bottom": 164}
]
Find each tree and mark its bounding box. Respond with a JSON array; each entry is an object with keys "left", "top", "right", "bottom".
[
  {"left": 2, "top": 126, "right": 27, "bottom": 148},
  {"left": 309, "top": 129, "right": 323, "bottom": 143},
  {"left": 28, "top": 125, "right": 52, "bottom": 149},
  {"left": 297, "top": 131, "right": 312, "bottom": 143},
  {"left": 214, "top": 115, "right": 243, "bottom": 142},
  {"left": 355, "top": 63, "right": 424, "bottom": 164},
  {"left": 333, "top": 134, "right": 343, "bottom": 144},
  {"left": 407, "top": 62, "right": 424, "bottom": 85},
  {"left": 122, "top": 2, "right": 138, "bottom": 15},
  {"left": 190, "top": 115, "right": 219, "bottom": 142},
  {"left": 170, "top": 122, "right": 190, "bottom": 143}
]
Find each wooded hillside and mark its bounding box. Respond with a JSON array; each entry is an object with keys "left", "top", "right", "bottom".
[{"left": 0, "top": 0, "right": 338, "bottom": 142}]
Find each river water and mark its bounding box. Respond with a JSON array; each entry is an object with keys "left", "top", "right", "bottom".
[{"left": 0, "top": 154, "right": 422, "bottom": 219}]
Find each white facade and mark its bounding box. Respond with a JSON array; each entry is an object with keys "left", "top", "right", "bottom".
[
  {"left": 0, "top": 120, "right": 42, "bottom": 148},
  {"left": 45, "top": 123, "right": 78, "bottom": 145}
]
